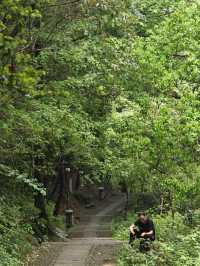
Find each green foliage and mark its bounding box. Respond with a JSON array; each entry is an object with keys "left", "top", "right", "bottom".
[
  {"left": 100, "top": 0, "right": 200, "bottom": 213},
  {"left": 1, "top": 0, "right": 200, "bottom": 263},
  {"left": 0, "top": 197, "right": 35, "bottom": 266},
  {"left": 113, "top": 212, "right": 200, "bottom": 265},
  {"left": 0, "top": 164, "right": 46, "bottom": 195},
  {"left": 46, "top": 202, "right": 65, "bottom": 231}
]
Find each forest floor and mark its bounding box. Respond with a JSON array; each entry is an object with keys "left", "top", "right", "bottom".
[{"left": 51, "top": 193, "right": 125, "bottom": 266}]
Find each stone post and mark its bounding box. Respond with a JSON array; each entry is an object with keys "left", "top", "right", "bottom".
[
  {"left": 98, "top": 186, "right": 105, "bottom": 200},
  {"left": 65, "top": 209, "right": 74, "bottom": 228}
]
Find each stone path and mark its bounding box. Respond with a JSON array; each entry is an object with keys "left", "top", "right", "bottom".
[{"left": 52, "top": 195, "right": 125, "bottom": 266}]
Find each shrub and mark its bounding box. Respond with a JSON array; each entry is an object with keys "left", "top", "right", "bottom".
[
  {"left": 113, "top": 212, "right": 200, "bottom": 265},
  {"left": 0, "top": 197, "right": 34, "bottom": 265}
]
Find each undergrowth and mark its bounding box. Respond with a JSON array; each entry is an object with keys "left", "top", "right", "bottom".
[
  {"left": 112, "top": 211, "right": 200, "bottom": 265},
  {"left": 0, "top": 197, "right": 65, "bottom": 266}
]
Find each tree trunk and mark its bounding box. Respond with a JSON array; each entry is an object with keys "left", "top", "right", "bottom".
[
  {"left": 53, "top": 157, "right": 67, "bottom": 216},
  {"left": 34, "top": 193, "right": 48, "bottom": 220},
  {"left": 32, "top": 152, "right": 48, "bottom": 220}
]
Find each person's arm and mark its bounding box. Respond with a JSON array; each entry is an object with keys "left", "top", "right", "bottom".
[
  {"left": 129, "top": 224, "right": 135, "bottom": 234},
  {"left": 130, "top": 220, "right": 139, "bottom": 234},
  {"left": 141, "top": 230, "right": 153, "bottom": 237}
]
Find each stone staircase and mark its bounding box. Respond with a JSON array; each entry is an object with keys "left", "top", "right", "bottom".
[{"left": 31, "top": 194, "right": 126, "bottom": 266}]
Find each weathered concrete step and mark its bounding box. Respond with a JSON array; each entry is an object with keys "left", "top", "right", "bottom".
[
  {"left": 70, "top": 231, "right": 112, "bottom": 238},
  {"left": 52, "top": 239, "right": 125, "bottom": 266},
  {"left": 52, "top": 238, "right": 125, "bottom": 245},
  {"left": 76, "top": 215, "right": 113, "bottom": 222},
  {"left": 71, "top": 229, "right": 111, "bottom": 233},
  {"left": 52, "top": 195, "right": 126, "bottom": 266},
  {"left": 68, "top": 238, "right": 125, "bottom": 244},
  {"left": 73, "top": 221, "right": 112, "bottom": 225},
  {"left": 53, "top": 243, "right": 92, "bottom": 266},
  {"left": 70, "top": 224, "right": 111, "bottom": 230}
]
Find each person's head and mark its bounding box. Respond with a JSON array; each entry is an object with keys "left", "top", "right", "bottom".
[{"left": 138, "top": 212, "right": 148, "bottom": 223}]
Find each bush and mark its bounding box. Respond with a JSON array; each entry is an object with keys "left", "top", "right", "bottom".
[
  {"left": 0, "top": 197, "right": 35, "bottom": 265},
  {"left": 113, "top": 212, "right": 200, "bottom": 266},
  {"left": 46, "top": 202, "right": 65, "bottom": 231},
  {"left": 0, "top": 246, "right": 22, "bottom": 266}
]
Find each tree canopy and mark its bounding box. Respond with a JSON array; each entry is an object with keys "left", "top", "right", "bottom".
[{"left": 0, "top": 0, "right": 200, "bottom": 264}]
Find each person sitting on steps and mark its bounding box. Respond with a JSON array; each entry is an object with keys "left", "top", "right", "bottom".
[{"left": 129, "top": 212, "right": 155, "bottom": 246}]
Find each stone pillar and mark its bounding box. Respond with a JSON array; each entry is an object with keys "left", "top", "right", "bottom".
[
  {"left": 98, "top": 186, "right": 105, "bottom": 200},
  {"left": 65, "top": 209, "right": 74, "bottom": 228}
]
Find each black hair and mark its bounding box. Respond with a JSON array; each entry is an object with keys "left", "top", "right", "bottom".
[{"left": 138, "top": 211, "right": 146, "bottom": 217}]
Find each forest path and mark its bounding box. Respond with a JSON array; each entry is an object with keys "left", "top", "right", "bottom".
[{"left": 52, "top": 194, "right": 125, "bottom": 266}]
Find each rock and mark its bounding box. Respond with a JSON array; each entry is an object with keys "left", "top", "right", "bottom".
[
  {"left": 50, "top": 227, "right": 68, "bottom": 241},
  {"left": 85, "top": 203, "right": 95, "bottom": 208}
]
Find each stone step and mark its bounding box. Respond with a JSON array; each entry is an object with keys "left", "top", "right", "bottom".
[
  {"left": 51, "top": 238, "right": 125, "bottom": 245},
  {"left": 71, "top": 238, "right": 125, "bottom": 244},
  {"left": 70, "top": 224, "right": 111, "bottom": 229},
  {"left": 70, "top": 230, "right": 112, "bottom": 237},
  {"left": 76, "top": 215, "right": 113, "bottom": 223},
  {"left": 51, "top": 196, "right": 126, "bottom": 266},
  {"left": 52, "top": 239, "right": 125, "bottom": 266}
]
